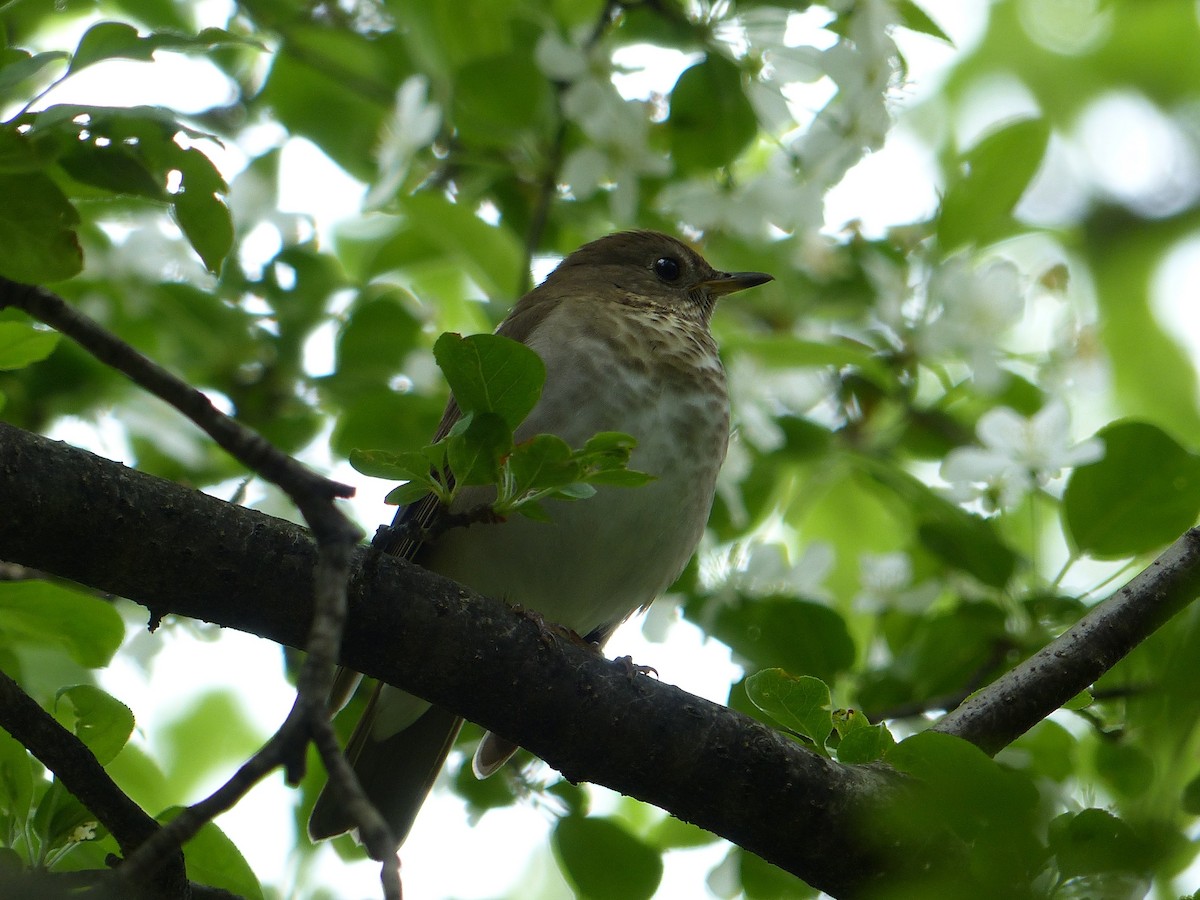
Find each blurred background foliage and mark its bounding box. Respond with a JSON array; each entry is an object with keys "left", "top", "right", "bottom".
[{"left": 2, "top": 0, "right": 1200, "bottom": 898}]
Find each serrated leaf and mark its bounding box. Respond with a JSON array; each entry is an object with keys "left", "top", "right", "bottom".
[
  {"left": 1064, "top": 421, "right": 1200, "bottom": 558},
  {"left": 446, "top": 411, "right": 511, "bottom": 486},
  {"left": 434, "top": 332, "right": 544, "bottom": 428},
  {"left": 55, "top": 686, "right": 134, "bottom": 766},
  {"left": 384, "top": 481, "right": 433, "bottom": 506},
  {"left": 0, "top": 171, "right": 82, "bottom": 283},
  {"left": 0, "top": 323, "right": 59, "bottom": 370},
  {"left": 938, "top": 118, "right": 1050, "bottom": 250},
  {"left": 348, "top": 448, "right": 432, "bottom": 481},
  {"left": 506, "top": 433, "right": 579, "bottom": 496},
  {"left": 745, "top": 669, "right": 833, "bottom": 749}
]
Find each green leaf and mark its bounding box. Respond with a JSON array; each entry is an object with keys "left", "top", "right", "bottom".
[
  {"left": 553, "top": 815, "right": 663, "bottom": 900},
  {"left": 68, "top": 22, "right": 257, "bottom": 74},
  {"left": 433, "top": 332, "right": 545, "bottom": 428},
  {"left": 835, "top": 722, "right": 895, "bottom": 764},
  {"left": 446, "top": 411, "right": 511, "bottom": 486},
  {"left": 550, "top": 482, "right": 597, "bottom": 500},
  {"left": 738, "top": 846, "right": 817, "bottom": 899},
  {"left": 917, "top": 513, "right": 1016, "bottom": 588},
  {"left": 384, "top": 481, "right": 435, "bottom": 506},
  {"left": 707, "top": 599, "right": 855, "bottom": 684},
  {"left": 1092, "top": 740, "right": 1153, "bottom": 799},
  {"left": 727, "top": 336, "right": 894, "bottom": 389},
  {"left": 645, "top": 816, "right": 718, "bottom": 850},
  {"left": 866, "top": 462, "right": 1017, "bottom": 587},
  {"left": 54, "top": 686, "right": 134, "bottom": 766},
  {"left": 1062, "top": 688, "right": 1093, "bottom": 711},
  {"left": 349, "top": 448, "right": 436, "bottom": 481},
  {"left": 506, "top": 433, "right": 579, "bottom": 495},
  {"left": 0, "top": 127, "right": 60, "bottom": 173},
  {"left": 885, "top": 731, "right": 1040, "bottom": 839},
  {"left": 669, "top": 53, "right": 757, "bottom": 172},
  {"left": 938, "top": 117, "right": 1050, "bottom": 250},
  {"left": 0, "top": 50, "right": 68, "bottom": 106},
  {"left": 1049, "top": 809, "right": 1155, "bottom": 879},
  {"left": 0, "top": 171, "right": 82, "bottom": 283},
  {"left": 0, "top": 582, "right": 124, "bottom": 668},
  {"left": 172, "top": 172, "right": 232, "bottom": 274},
  {"left": 1064, "top": 421, "right": 1200, "bottom": 558},
  {"left": 334, "top": 288, "right": 421, "bottom": 382},
  {"left": 1182, "top": 772, "right": 1200, "bottom": 815},
  {"left": 0, "top": 323, "right": 59, "bottom": 370},
  {"left": 58, "top": 143, "right": 164, "bottom": 199},
  {"left": 159, "top": 809, "right": 265, "bottom": 900},
  {"left": 745, "top": 669, "right": 833, "bottom": 748},
  {"left": 69, "top": 22, "right": 154, "bottom": 71},
  {"left": 32, "top": 779, "right": 96, "bottom": 855},
  {"left": 895, "top": 1, "right": 954, "bottom": 44},
  {"left": 0, "top": 729, "right": 34, "bottom": 823},
  {"left": 452, "top": 51, "right": 554, "bottom": 147}
]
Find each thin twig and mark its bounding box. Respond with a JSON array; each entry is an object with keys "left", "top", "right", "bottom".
[
  {"left": 0, "top": 670, "right": 169, "bottom": 862},
  {"left": 0, "top": 277, "right": 402, "bottom": 898},
  {"left": 934, "top": 529, "right": 1200, "bottom": 754}
]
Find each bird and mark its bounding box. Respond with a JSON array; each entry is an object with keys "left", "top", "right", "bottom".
[{"left": 308, "top": 229, "right": 772, "bottom": 844}]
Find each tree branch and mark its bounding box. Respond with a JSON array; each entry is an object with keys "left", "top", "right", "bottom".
[
  {"left": 0, "top": 278, "right": 397, "bottom": 898},
  {"left": 932, "top": 529, "right": 1200, "bottom": 753},
  {"left": 3, "top": 422, "right": 1200, "bottom": 896},
  {"left": 0, "top": 669, "right": 187, "bottom": 898}
]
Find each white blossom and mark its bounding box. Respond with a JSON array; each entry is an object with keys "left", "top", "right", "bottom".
[
  {"left": 366, "top": 76, "right": 441, "bottom": 210},
  {"left": 941, "top": 400, "right": 1105, "bottom": 510},
  {"left": 706, "top": 540, "right": 835, "bottom": 604},
  {"left": 728, "top": 355, "right": 828, "bottom": 451},
  {"left": 854, "top": 551, "right": 940, "bottom": 613},
  {"left": 535, "top": 31, "right": 669, "bottom": 221},
  {"left": 919, "top": 255, "right": 1026, "bottom": 391}
]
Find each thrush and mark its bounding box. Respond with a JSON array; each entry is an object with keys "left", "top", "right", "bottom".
[{"left": 309, "top": 230, "right": 772, "bottom": 844}]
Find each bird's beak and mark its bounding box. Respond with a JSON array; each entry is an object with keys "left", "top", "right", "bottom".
[{"left": 700, "top": 270, "right": 774, "bottom": 297}]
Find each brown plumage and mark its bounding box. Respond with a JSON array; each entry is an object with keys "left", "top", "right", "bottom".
[{"left": 309, "top": 231, "right": 771, "bottom": 844}]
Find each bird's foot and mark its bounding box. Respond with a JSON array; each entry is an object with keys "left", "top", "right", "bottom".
[
  {"left": 512, "top": 606, "right": 581, "bottom": 647},
  {"left": 613, "top": 655, "right": 658, "bottom": 680}
]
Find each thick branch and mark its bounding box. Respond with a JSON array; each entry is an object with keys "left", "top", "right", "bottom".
[
  {"left": 0, "top": 422, "right": 896, "bottom": 896},
  {"left": 4, "top": 422, "right": 1200, "bottom": 895}
]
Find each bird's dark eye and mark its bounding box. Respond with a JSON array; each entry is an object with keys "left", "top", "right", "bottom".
[{"left": 653, "top": 256, "right": 682, "bottom": 282}]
